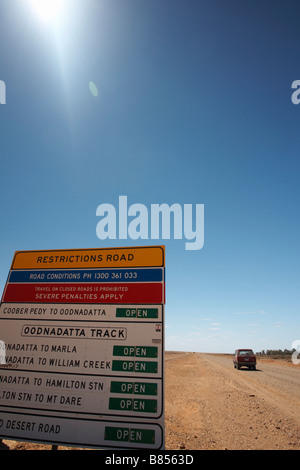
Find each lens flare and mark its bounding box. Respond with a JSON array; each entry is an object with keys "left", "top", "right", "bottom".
[
  {"left": 29, "top": 0, "right": 64, "bottom": 21},
  {"left": 89, "top": 81, "right": 99, "bottom": 97}
]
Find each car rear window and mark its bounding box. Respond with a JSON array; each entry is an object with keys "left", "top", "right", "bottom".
[{"left": 238, "top": 350, "right": 254, "bottom": 355}]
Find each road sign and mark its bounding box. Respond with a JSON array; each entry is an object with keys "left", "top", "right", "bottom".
[
  {"left": 2, "top": 281, "right": 164, "bottom": 304},
  {"left": 10, "top": 247, "right": 165, "bottom": 270},
  {"left": 0, "top": 246, "right": 165, "bottom": 449}
]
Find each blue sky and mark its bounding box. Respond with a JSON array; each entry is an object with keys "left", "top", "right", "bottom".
[{"left": 0, "top": 0, "right": 299, "bottom": 353}]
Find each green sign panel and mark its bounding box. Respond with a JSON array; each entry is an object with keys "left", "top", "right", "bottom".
[
  {"left": 113, "top": 345, "right": 158, "bottom": 358},
  {"left": 116, "top": 307, "right": 159, "bottom": 318},
  {"left": 109, "top": 397, "right": 157, "bottom": 413},
  {"left": 112, "top": 360, "right": 158, "bottom": 374},
  {"left": 110, "top": 381, "right": 158, "bottom": 396},
  {"left": 104, "top": 426, "right": 155, "bottom": 444}
]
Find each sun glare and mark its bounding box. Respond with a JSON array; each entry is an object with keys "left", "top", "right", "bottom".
[{"left": 29, "top": 0, "right": 64, "bottom": 22}]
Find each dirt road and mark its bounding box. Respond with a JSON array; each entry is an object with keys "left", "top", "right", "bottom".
[
  {"left": 165, "top": 352, "right": 300, "bottom": 450},
  {"left": 1, "top": 352, "right": 299, "bottom": 450}
]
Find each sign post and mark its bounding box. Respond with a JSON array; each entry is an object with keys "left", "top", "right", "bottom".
[{"left": 0, "top": 246, "right": 165, "bottom": 449}]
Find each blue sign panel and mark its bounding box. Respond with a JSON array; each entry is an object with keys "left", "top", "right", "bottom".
[{"left": 8, "top": 268, "right": 164, "bottom": 284}]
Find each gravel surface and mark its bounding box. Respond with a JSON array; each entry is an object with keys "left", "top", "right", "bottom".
[{"left": 165, "top": 352, "right": 300, "bottom": 450}]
